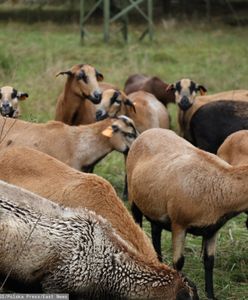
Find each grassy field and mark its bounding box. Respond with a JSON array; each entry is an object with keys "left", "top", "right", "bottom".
[{"left": 0, "top": 20, "right": 248, "bottom": 299}]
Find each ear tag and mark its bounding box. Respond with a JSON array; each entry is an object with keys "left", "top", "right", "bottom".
[{"left": 102, "top": 127, "right": 113, "bottom": 137}]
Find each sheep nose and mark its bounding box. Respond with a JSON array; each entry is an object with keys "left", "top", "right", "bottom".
[
  {"left": 178, "top": 96, "right": 191, "bottom": 111},
  {"left": 96, "top": 110, "right": 103, "bottom": 120},
  {"left": 181, "top": 96, "right": 189, "bottom": 104},
  {"left": 2, "top": 103, "right": 10, "bottom": 109},
  {"left": 96, "top": 110, "right": 106, "bottom": 121},
  {"left": 93, "top": 92, "right": 102, "bottom": 103}
]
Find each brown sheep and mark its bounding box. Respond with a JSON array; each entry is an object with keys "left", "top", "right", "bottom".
[
  {"left": 0, "top": 145, "right": 157, "bottom": 264},
  {"left": 0, "top": 86, "right": 28, "bottom": 118},
  {"left": 126, "top": 128, "right": 248, "bottom": 300},
  {"left": 54, "top": 63, "right": 104, "bottom": 125},
  {"left": 0, "top": 180, "right": 199, "bottom": 299},
  {"left": 95, "top": 89, "right": 169, "bottom": 199},
  {"left": 0, "top": 115, "right": 138, "bottom": 173},
  {"left": 217, "top": 130, "right": 248, "bottom": 166},
  {"left": 95, "top": 89, "right": 170, "bottom": 132},
  {"left": 217, "top": 129, "right": 248, "bottom": 228},
  {"left": 124, "top": 74, "right": 175, "bottom": 106}
]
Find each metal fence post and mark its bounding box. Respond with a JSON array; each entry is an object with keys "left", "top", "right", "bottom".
[{"left": 103, "top": 0, "right": 110, "bottom": 42}]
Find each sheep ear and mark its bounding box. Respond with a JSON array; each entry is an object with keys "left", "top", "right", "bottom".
[
  {"left": 124, "top": 99, "right": 136, "bottom": 113},
  {"left": 166, "top": 84, "right": 175, "bottom": 91},
  {"left": 56, "top": 70, "right": 73, "bottom": 77},
  {"left": 96, "top": 70, "right": 104, "bottom": 82},
  {"left": 197, "top": 85, "right": 207, "bottom": 95},
  {"left": 17, "top": 92, "right": 29, "bottom": 101},
  {"left": 102, "top": 126, "right": 113, "bottom": 138}
]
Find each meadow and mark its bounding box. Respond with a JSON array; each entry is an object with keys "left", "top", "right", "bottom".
[{"left": 0, "top": 19, "right": 248, "bottom": 299}]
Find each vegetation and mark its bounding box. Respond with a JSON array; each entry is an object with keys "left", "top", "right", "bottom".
[{"left": 0, "top": 20, "right": 247, "bottom": 299}]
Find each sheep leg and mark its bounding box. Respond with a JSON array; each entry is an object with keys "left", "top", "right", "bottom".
[
  {"left": 122, "top": 154, "right": 128, "bottom": 201},
  {"left": 172, "top": 224, "right": 186, "bottom": 271},
  {"left": 203, "top": 233, "right": 218, "bottom": 300},
  {"left": 131, "top": 202, "right": 143, "bottom": 227},
  {"left": 151, "top": 221, "right": 163, "bottom": 261},
  {"left": 123, "top": 173, "right": 128, "bottom": 201}
]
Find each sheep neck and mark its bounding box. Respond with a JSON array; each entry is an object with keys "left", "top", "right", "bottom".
[{"left": 74, "top": 120, "right": 114, "bottom": 170}]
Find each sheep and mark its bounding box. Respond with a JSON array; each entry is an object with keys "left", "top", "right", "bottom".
[
  {"left": 217, "top": 130, "right": 248, "bottom": 166},
  {"left": 0, "top": 180, "right": 198, "bottom": 299},
  {"left": 124, "top": 74, "right": 175, "bottom": 106},
  {"left": 167, "top": 79, "right": 248, "bottom": 151},
  {"left": 54, "top": 63, "right": 104, "bottom": 125},
  {"left": 0, "top": 115, "right": 138, "bottom": 173},
  {"left": 217, "top": 129, "right": 248, "bottom": 229},
  {"left": 0, "top": 86, "right": 28, "bottom": 118},
  {"left": 95, "top": 89, "right": 169, "bottom": 199},
  {"left": 0, "top": 145, "right": 158, "bottom": 265},
  {"left": 95, "top": 89, "right": 170, "bottom": 132},
  {"left": 126, "top": 128, "right": 248, "bottom": 300},
  {"left": 189, "top": 99, "right": 248, "bottom": 153}
]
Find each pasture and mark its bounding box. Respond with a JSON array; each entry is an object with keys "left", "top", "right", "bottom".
[{"left": 0, "top": 20, "right": 248, "bottom": 299}]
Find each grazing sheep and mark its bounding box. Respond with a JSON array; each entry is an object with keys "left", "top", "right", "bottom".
[
  {"left": 124, "top": 74, "right": 175, "bottom": 106},
  {"left": 0, "top": 145, "right": 157, "bottom": 264},
  {"left": 126, "top": 128, "right": 248, "bottom": 300},
  {"left": 54, "top": 64, "right": 104, "bottom": 125},
  {"left": 168, "top": 79, "right": 248, "bottom": 152},
  {"left": 95, "top": 89, "right": 170, "bottom": 132},
  {"left": 0, "top": 115, "right": 138, "bottom": 172},
  {"left": 0, "top": 86, "right": 28, "bottom": 118},
  {"left": 0, "top": 181, "right": 198, "bottom": 300}
]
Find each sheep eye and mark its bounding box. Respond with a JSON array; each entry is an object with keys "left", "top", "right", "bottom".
[
  {"left": 77, "top": 72, "right": 88, "bottom": 83},
  {"left": 110, "top": 92, "right": 121, "bottom": 106},
  {"left": 0, "top": 93, "right": 2, "bottom": 99},
  {"left": 175, "top": 82, "right": 181, "bottom": 92},
  {"left": 189, "top": 82, "right": 196, "bottom": 94},
  {"left": 11, "top": 90, "right": 17, "bottom": 98},
  {"left": 123, "top": 132, "right": 135, "bottom": 138},
  {"left": 112, "top": 125, "right": 119, "bottom": 132}
]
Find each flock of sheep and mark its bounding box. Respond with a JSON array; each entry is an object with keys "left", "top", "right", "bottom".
[{"left": 0, "top": 63, "right": 248, "bottom": 300}]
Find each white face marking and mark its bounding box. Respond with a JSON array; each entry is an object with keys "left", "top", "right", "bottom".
[
  {"left": 0, "top": 86, "right": 17, "bottom": 116},
  {"left": 175, "top": 78, "right": 197, "bottom": 106}
]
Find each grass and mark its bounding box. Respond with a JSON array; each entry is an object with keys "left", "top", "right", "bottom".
[{"left": 0, "top": 19, "right": 248, "bottom": 300}]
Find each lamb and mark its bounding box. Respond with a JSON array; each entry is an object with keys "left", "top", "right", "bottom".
[
  {"left": 124, "top": 74, "right": 175, "bottom": 106},
  {"left": 0, "top": 86, "right": 28, "bottom": 118},
  {"left": 0, "top": 145, "right": 157, "bottom": 264},
  {"left": 95, "top": 89, "right": 170, "bottom": 132},
  {"left": 0, "top": 115, "right": 138, "bottom": 172},
  {"left": 126, "top": 128, "right": 248, "bottom": 300},
  {"left": 168, "top": 79, "right": 248, "bottom": 152},
  {"left": 54, "top": 63, "right": 104, "bottom": 125},
  {"left": 0, "top": 180, "right": 198, "bottom": 299}
]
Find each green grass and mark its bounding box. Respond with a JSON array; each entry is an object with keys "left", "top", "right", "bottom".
[{"left": 0, "top": 20, "right": 248, "bottom": 300}]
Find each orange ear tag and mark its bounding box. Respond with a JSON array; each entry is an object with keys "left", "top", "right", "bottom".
[{"left": 102, "top": 127, "right": 113, "bottom": 137}]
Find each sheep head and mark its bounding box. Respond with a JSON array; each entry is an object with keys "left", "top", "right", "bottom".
[{"left": 56, "top": 64, "right": 104, "bottom": 104}]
